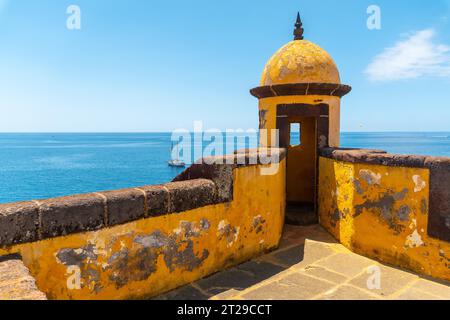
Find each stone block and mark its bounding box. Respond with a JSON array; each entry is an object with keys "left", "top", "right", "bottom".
[
  {"left": 0, "top": 202, "right": 39, "bottom": 246},
  {"left": 101, "top": 188, "right": 145, "bottom": 226},
  {"left": 39, "top": 194, "right": 105, "bottom": 238},
  {"left": 165, "top": 179, "right": 217, "bottom": 213},
  {"left": 138, "top": 185, "right": 170, "bottom": 217}
]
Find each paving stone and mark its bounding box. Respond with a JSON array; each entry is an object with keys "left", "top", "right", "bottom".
[
  {"left": 279, "top": 225, "right": 336, "bottom": 248},
  {"left": 409, "top": 279, "right": 450, "bottom": 299},
  {"left": 303, "top": 225, "right": 338, "bottom": 243},
  {"left": 242, "top": 272, "right": 334, "bottom": 300},
  {"left": 195, "top": 269, "right": 262, "bottom": 292},
  {"left": 210, "top": 289, "right": 241, "bottom": 300},
  {"left": 300, "top": 266, "right": 348, "bottom": 284},
  {"left": 203, "top": 287, "right": 241, "bottom": 297},
  {"left": 235, "top": 260, "right": 284, "bottom": 281},
  {"left": 241, "top": 282, "right": 304, "bottom": 300},
  {"left": 278, "top": 232, "right": 305, "bottom": 249},
  {"left": 267, "top": 245, "right": 305, "bottom": 266},
  {"left": 279, "top": 272, "right": 336, "bottom": 296},
  {"left": 242, "top": 275, "right": 332, "bottom": 301},
  {"left": 300, "top": 241, "right": 336, "bottom": 265},
  {"left": 314, "top": 252, "right": 375, "bottom": 278},
  {"left": 349, "top": 264, "right": 418, "bottom": 298},
  {"left": 154, "top": 285, "right": 209, "bottom": 300},
  {"left": 281, "top": 224, "right": 304, "bottom": 239},
  {"left": 395, "top": 288, "right": 443, "bottom": 300},
  {"left": 318, "top": 285, "right": 380, "bottom": 300},
  {"left": 269, "top": 240, "right": 334, "bottom": 268}
]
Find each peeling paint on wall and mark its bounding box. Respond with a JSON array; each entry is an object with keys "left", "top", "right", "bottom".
[
  {"left": 55, "top": 219, "right": 211, "bottom": 292},
  {"left": 353, "top": 188, "right": 409, "bottom": 235},
  {"left": 412, "top": 175, "right": 426, "bottom": 193},
  {"left": 405, "top": 229, "right": 425, "bottom": 249},
  {"left": 217, "top": 220, "right": 240, "bottom": 247},
  {"left": 319, "top": 157, "right": 450, "bottom": 282},
  {"left": 359, "top": 169, "right": 382, "bottom": 186},
  {"left": 251, "top": 215, "right": 266, "bottom": 234}
]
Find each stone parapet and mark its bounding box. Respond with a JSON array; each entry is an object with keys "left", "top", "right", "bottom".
[
  {"left": 0, "top": 148, "right": 286, "bottom": 247},
  {"left": 319, "top": 148, "right": 450, "bottom": 243}
]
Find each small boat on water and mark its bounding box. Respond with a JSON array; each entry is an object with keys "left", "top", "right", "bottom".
[
  {"left": 168, "top": 159, "right": 186, "bottom": 167},
  {"left": 168, "top": 142, "right": 186, "bottom": 167}
]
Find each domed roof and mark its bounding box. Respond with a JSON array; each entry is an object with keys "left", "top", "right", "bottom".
[{"left": 260, "top": 40, "right": 341, "bottom": 86}]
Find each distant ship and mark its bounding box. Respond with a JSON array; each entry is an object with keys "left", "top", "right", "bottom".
[
  {"left": 168, "top": 142, "right": 185, "bottom": 168},
  {"left": 168, "top": 159, "right": 186, "bottom": 167}
]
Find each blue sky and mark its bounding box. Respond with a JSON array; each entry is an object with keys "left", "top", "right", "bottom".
[{"left": 0, "top": 0, "right": 449, "bottom": 132}]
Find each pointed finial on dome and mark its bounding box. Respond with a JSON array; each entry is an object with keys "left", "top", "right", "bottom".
[{"left": 293, "top": 12, "right": 304, "bottom": 40}]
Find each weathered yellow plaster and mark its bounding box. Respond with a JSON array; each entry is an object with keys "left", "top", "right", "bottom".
[
  {"left": 260, "top": 40, "right": 341, "bottom": 86},
  {"left": 0, "top": 162, "right": 286, "bottom": 300},
  {"left": 258, "top": 95, "right": 340, "bottom": 204},
  {"left": 319, "top": 157, "right": 450, "bottom": 281},
  {"left": 258, "top": 95, "right": 341, "bottom": 148}
]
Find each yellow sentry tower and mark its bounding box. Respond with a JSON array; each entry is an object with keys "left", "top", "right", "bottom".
[{"left": 251, "top": 13, "right": 351, "bottom": 223}]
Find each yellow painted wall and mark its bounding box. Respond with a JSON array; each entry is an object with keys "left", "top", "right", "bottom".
[
  {"left": 319, "top": 157, "right": 450, "bottom": 281},
  {"left": 258, "top": 95, "right": 341, "bottom": 148},
  {"left": 0, "top": 162, "right": 286, "bottom": 300},
  {"left": 258, "top": 95, "right": 340, "bottom": 204}
]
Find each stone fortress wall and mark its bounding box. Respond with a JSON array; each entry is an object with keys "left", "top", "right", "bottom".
[
  {"left": 318, "top": 148, "right": 450, "bottom": 282},
  {"left": 0, "top": 150, "right": 286, "bottom": 299}
]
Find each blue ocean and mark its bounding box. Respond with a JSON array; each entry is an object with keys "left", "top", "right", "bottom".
[{"left": 1, "top": 132, "right": 450, "bottom": 204}]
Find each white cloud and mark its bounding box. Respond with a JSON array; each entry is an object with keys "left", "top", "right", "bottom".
[{"left": 365, "top": 29, "right": 450, "bottom": 81}]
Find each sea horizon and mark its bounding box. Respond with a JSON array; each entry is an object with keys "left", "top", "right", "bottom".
[
  {"left": 1, "top": 131, "right": 450, "bottom": 133},
  {"left": 1, "top": 131, "right": 449, "bottom": 204}
]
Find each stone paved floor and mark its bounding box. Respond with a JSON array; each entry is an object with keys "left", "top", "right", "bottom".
[{"left": 156, "top": 224, "right": 450, "bottom": 300}]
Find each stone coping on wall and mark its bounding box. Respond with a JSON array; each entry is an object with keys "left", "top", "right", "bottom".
[
  {"left": 0, "top": 148, "right": 286, "bottom": 248},
  {"left": 173, "top": 148, "right": 286, "bottom": 201},
  {"left": 319, "top": 147, "right": 426, "bottom": 168},
  {"left": 319, "top": 147, "right": 450, "bottom": 243},
  {"left": 250, "top": 83, "right": 352, "bottom": 99}
]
